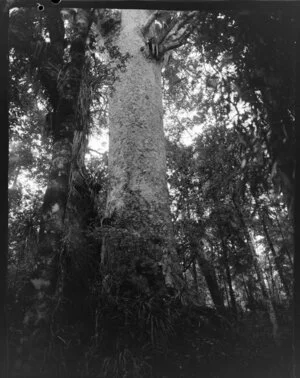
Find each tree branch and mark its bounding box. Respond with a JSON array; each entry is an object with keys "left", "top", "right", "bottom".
[
  {"left": 159, "top": 11, "right": 198, "bottom": 55},
  {"left": 87, "top": 147, "right": 103, "bottom": 156},
  {"left": 141, "top": 10, "right": 160, "bottom": 37},
  {"left": 157, "top": 15, "right": 179, "bottom": 45},
  {"left": 160, "top": 26, "right": 193, "bottom": 55},
  {"left": 45, "top": 7, "right": 65, "bottom": 59}
]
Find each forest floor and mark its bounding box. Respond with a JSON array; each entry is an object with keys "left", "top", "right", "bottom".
[
  {"left": 8, "top": 307, "right": 293, "bottom": 378},
  {"left": 151, "top": 311, "right": 293, "bottom": 378}
]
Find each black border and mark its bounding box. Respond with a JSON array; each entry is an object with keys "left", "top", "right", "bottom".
[
  {"left": 0, "top": 2, "right": 298, "bottom": 378},
  {"left": 5, "top": 0, "right": 300, "bottom": 10},
  {"left": 0, "top": 4, "right": 9, "bottom": 378}
]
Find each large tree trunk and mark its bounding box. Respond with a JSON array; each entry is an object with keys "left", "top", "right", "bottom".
[
  {"left": 102, "top": 10, "right": 181, "bottom": 289},
  {"left": 37, "top": 135, "right": 72, "bottom": 284},
  {"left": 21, "top": 8, "right": 93, "bottom": 340}
]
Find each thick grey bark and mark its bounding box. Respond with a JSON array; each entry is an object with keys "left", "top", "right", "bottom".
[
  {"left": 102, "top": 10, "right": 181, "bottom": 288},
  {"left": 107, "top": 11, "right": 169, "bottom": 232}
]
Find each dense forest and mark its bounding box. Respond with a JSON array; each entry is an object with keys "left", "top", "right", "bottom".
[{"left": 4, "top": 3, "right": 296, "bottom": 378}]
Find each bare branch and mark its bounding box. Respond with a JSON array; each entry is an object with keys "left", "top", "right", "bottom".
[{"left": 87, "top": 147, "right": 103, "bottom": 156}]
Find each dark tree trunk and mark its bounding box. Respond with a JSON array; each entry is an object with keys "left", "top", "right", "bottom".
[
  {"left": 196, "top": 253, "right": 225, "bottom": 312},
  {"left": 17, "top": 9, "right": 93, "bottom": 343},
  {"left": 261, "top": 212, "right": 292, "bottom": 300},
  {"left": 191, "top": 260, "right": 198, "bottom": 294},
  {"left": 233, "top": 198, "right": 279, "bottom": 344},
  {"left": 219, "top": 236, "right": 238, "bottom": 318},
  {"left": 223, "top": 276, "right": 231, "bottom": 308},
  {"left": 190, "top": 238, "right": 224, "bottom": 310},
  {"left": 236, "top": 13, "right": 296, "bottom": 223},
  {"left": 266, "top": 191, "right": 293, "bottom": 267},
  {"left": 265, "top": 250, "right": 280, "bottom": 304},
  {"left": 252, "top": 194, "right": 292, "bottom": 300},
  {"left": 241, "top": 273, "right": 252, "bottom": 307}
]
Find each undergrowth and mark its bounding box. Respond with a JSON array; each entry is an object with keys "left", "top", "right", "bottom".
[{"left": 6, "top": 229, "right": 293, "bottom": 378}]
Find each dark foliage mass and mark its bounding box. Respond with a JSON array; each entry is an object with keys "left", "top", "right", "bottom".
[{"left": 6, "top": 6, "right": 295, "bottom": 378}]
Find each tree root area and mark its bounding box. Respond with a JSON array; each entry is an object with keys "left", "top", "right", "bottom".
[{"left": 7, "top": 305, "right": 293, "bottom": 378}]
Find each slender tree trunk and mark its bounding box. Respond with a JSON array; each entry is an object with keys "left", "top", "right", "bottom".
[
  {"left": 219, "top": 234, "right": 237, "bottom": 318},
  {"left": 223, "top": 277, "right": 230, "bottom": 308},
  {"left": 254, "top": 196, "right": 292, "bottom": 300},
  {"left": 245, "top": 281, "right": 258, "bottom": 311},
  {"left": 265, "top": 250, "right": 280, "bottom": 303},
  {"left": 241, "top": 273, "right": 252, "bottom": 309},
  {"left": 266, "top": 191, "right": 293, "bottom": 267},
  {"left": 192, "top": 260, "right": 199, "bottom": 297},
  {"left": 233, "top": 197, "right": 279, "bottom": 343},
  {"left": 262, "top": 214, "right": 291, "bottom": 300},
  {"left": 189, "top": 238, "right": 224, "bottom": 310},
  {"left": 216, "top": 248, "right": 230, "bottom": 308},
  {"left": 196, "top": 252, "right": 225, "bottom": 312},
  {"left": 102, "top": 10, "right": 182, "bottom": 289},
  {"left": 248, "top": 230, "right": 280, "bottom": 345}
]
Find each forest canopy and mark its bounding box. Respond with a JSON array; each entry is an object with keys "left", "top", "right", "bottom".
[{"left": 6, "top": 5, "right": 296, "bottom": 378}]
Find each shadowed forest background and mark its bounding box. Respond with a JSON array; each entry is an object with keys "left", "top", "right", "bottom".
[{"left": 6, "top": 4, "right": 296, "bottom": 378}]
